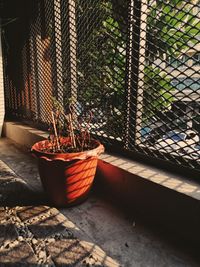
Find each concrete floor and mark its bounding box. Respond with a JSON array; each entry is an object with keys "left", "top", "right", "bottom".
[{"left": 0, "top": 137, "right": 200, "bottom": 267}]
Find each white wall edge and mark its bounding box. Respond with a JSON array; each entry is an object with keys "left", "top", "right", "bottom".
[{"left": 0, "top": 28, "right": 5, "bottom": 136}]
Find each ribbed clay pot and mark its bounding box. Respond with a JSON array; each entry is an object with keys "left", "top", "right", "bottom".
[{"left": 31, "top": 138, "right": 104, "bottom": 207}]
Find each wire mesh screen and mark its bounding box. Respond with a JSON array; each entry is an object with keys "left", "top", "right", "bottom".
[
  {"left": 127, "top": 0, "right": 200, "bottom": 170},
  {"left": 2, "top": 0, "right": 59, "bottom": 126},
  {"left": 75, "top": 0, "right": 128, "bottom": 142},
  {"left": 2, "top": 0, "right": 200, "bottom": 172},
  {"left": 57, "top": 0, "right": 128, "bottom": 143}
]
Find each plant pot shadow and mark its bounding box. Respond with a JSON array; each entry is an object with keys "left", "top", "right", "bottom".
[{"left": 0, "top": 189, "right": 51, "bottom": 208}]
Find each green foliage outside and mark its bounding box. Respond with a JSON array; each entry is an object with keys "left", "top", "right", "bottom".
[
  {"left": 146, "top": 0, "right": 199, "bottom": 61},
  {"left": 143, "top": 66, "right": 174, "bottom": 120},
  {"left": 144, "top": 0, "right": 199, "bottom": 122},
  {"left": 76, "top": 0, "right": 128, "bottom": 137},
  {"left": 75, "top": 0, "right": 199, "bottom": 137}
]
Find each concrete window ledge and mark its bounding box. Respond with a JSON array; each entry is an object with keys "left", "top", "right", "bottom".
[
  {"left": 3, "top": 121, "right": 200, "bottom": 200},
  {"left": 99, "top": 153, "right": 200, "bottom": 201},
  {"left": 3, "top": 121, "right": 200, "bottom": 246}
]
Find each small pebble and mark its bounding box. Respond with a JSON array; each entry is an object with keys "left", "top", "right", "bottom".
[
  {"left": 12, "top": 240, "right": 19, "bottom": 246},
  {"left": 18, "top": 236, "right": 23, "bottom": 241},
  {"left": 38, "top": 250, "right": 46, "bottom": 259},
  {"left": 48, "top": 238, "right": 55, "bottom": 243},
  {"left": 27, "top": 232, "right": 32, "bottom": 238},
  {"left": 32, "top": 238, "right": 38, "bottom": 245}
]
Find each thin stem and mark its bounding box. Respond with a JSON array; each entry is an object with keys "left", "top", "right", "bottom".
[
  {"left": 67, "top": 113, "right": 76, "bottom": 148},
  {"left": 51, "top": 111, "right": 60, "bottom": 151}
]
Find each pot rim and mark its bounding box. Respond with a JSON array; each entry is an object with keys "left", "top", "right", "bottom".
[{"left": 31, "top": 137, "right": 104, "bottom": 161}]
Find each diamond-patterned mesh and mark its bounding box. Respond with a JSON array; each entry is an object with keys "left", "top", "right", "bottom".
[
  {"left": 2, "top": 0, "right": 200, "bottom": 172},
  {"left": 75, "top": 0, "right": 128, "bottom": 142},
  {"left": 126, "top": 0, "right": 200, "bottom": 170},
  {"left": 2, "top": 0, "right": 58, "bottom": 127}
]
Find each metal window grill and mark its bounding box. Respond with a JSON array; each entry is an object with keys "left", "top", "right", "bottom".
[
  {"left": 1, "top": 0, "right": 200, "bottom": 172},
  {"left": 127, "top": 0, "right": 200, "bottom": 171}
]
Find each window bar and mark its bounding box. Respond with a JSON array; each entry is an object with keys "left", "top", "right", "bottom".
[
  {"left": 125, "top": 0, "right": 134, "bottom": 149},
  {"left": 29, "top": 28, "right": 39, "bottom": 120},
  {"left": 134, "top": 0, "right": 148, "bottom": 145},
  {"left": 34, "top": 6, "right": 44, "bottom": 122},
  {"left": 68, "top": 0, "right": 78, "bottom": 105},
  {"left": 126, "top": 0, "right": 148, "bottom": 149},
  {"left": 53, "top": 0, "right": 64, "bottom": 104}
]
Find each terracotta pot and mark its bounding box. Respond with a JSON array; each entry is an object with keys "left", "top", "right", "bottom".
[{"left": 31, "top": 138, "right": 104, "bottom": 207}]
